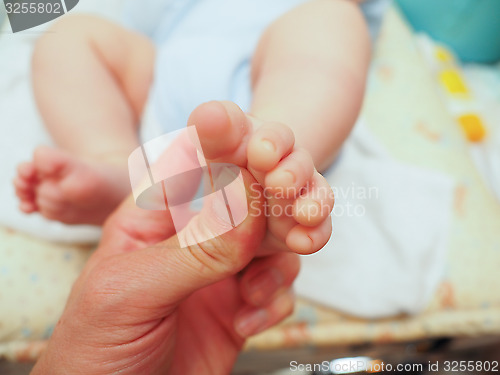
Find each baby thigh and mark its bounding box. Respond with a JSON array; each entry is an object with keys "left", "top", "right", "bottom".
[{"left": 32, "top": 14, "right": 156, "bottom": 156}]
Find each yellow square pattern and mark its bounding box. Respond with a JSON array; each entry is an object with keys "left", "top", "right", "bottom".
[
  {"left": 435, "top": 46, "right": 453, "bottom": 63},
  {"left": 440, "top": 70, "right": 469, "bottom": 94}
]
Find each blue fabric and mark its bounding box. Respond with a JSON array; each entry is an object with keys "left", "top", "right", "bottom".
[
  {"left": 360, "top": 0, "right": 390, "bottom": 39},
  {"left": 122, "top": 0, "right": 388, "bottom": 140}
]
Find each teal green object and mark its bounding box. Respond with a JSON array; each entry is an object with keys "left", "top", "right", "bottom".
[{"left": 396, "top": 0, "right": 500, "bottom": 63}]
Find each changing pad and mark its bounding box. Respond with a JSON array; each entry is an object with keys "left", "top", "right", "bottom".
[{"left": 1, "top": 4, "right": 500, "bottom": 362}]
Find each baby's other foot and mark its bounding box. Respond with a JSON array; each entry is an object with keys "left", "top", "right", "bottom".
[
  {"left": 188, "top": 101, "right": 334, "bottom": 255},
  {"left": 14, "top": 146, "right": 130, "bottom": 225}
]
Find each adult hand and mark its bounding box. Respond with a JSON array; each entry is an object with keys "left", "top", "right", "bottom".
[
  {"left": 32, "top": 100, "right": 335, "bottom": 375},
  {"left": 32, "top": 169, "right": 299, "bottom": 375}
]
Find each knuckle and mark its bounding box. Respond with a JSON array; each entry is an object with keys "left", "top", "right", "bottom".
[{"left": 78, "top": 260, "right": 126, "bottom": 314}]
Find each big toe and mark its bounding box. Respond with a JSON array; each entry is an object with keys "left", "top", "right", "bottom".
[
  {"left": 33, "top": 146, "right": 71, "bottom": 178},
  {"left": 188, "top": 101, "right": 251, "bottom": 166}
]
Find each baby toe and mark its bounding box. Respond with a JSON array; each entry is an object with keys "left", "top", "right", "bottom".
[
  {"left": 17, "top": 162, "right": 37, "bottom": 181},
  {"left": 286, "top": 218, "right": 332, "bottom": 255},
  {"left": 248, "top": 123, "right": 294, "bottom": 172},
  {"left": 15, "top": 190, "right": 35, "bottom": 204},
  {"left": 33, "top": 146, "right": 70, "bottom": 178},
  {"left": 293, "top": 172, "right": 334, "bottom": 227},
  {"left": 188, "top": 101, "right": 250, "bottom": 165},
  {"left": 13, "top": 176, "right": 32, "bottom": 195},
  {"left": 264, "top": 148, "right": 314, "bottom": 199},
  {"left": 266, "top": 198, "right": 297, "bottom": 242},
  {"left": 19, "top": 201, "right": 38, "bottom": 214}
]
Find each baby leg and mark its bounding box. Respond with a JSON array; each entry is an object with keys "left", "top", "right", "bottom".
[
  {"left": 14, "top": 15, "right": 155, "bottom": 225},
  {"left": 250, "top": 0, "right": 370, "bottom": 171}
]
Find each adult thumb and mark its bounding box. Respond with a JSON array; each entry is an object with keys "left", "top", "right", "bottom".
[{"left": 92, "top": 168, "right": 266, "bottom": 314}]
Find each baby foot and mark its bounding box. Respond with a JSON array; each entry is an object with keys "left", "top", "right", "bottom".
[
  {"left": 14, "top": 146, "right": 131, "bottom": 225},
  {"left": 188, "top": 101, "right": 334, "bottom": 254}
]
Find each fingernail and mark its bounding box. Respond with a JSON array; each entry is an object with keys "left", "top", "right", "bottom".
[
  {"left": 247, "top": 268, "right": 284, "bottom": 305},
  {"left": 235, "top": 308, "right": 269, "bottom": 338},
  {"left": 211, "top": 191, "right": 233, "bottom": 227},
  {"left": 211, "top": 167, "right": 246, "bottom": 227}
]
